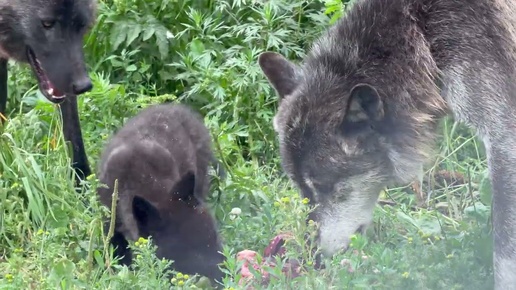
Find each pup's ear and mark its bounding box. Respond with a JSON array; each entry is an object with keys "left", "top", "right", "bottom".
[
  {"left": 343, "top": 83, "right": 384, "bottom": 125},
  {"left": 258, "top": 51, "right": 301, "bottom": 100},
  {"left": 132, "top": 195, "right": 161, "bottom": 235},
  {"left": 170, "top": 171, "right": 198, "bottom": 206}
]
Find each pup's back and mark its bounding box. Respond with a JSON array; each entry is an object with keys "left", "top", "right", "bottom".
[
  {"left": 97, "top": 103, "right": 224, "bottom": 282},
  {"left": 98, "top": 104, "right": 215, "bottom": 201}
]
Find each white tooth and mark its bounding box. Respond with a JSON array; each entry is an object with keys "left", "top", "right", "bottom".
[{"left": 47, "top": 88, "right": 53, "bottom": 96}]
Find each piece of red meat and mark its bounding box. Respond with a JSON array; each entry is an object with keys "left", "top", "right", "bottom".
[{"left": 237, "top": 234, "right": 303, "bottom": 287}]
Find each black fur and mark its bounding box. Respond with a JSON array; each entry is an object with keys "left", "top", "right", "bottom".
[
  {"left": 0, "top": 0, "right": 97, "bottom": 185},
  {"left": 97, "top": 104, "right": 225, "bottom": 283},
  {"left": 59, "top": 96, "right": 91, "bottom": 182},
  {"left": 0, "top": 59, "right": 6, "bottom": 117},
  {"left": 0, "top": 0, "right": 97, "bottom": 101}
]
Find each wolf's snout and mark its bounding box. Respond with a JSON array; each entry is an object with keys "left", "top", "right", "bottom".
[{"left": 72, "top": 77, "right": 93, "bottom": 95}]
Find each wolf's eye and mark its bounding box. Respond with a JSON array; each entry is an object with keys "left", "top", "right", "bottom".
[
  {"left": 313, "top": 181, "right": 335, "bottom": 195},
  {"left": 41, "top": 20, "right": 56, "bottom": 29}
]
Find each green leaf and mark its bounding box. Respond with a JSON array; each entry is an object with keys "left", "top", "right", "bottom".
[
  {"left": 126, "top": 64, "right": 137, "bottom": 72},
  {"left": 47, "top": 207, "right": 70, "bottom": 228},
  {"left": 126, "top": 24, "right": 143, "bottom": 46},
  {"left": 479, "top": 171, "right": 492, "bottom": 206},
  {"left": 142, "top": 27, "right": 156, "bottom": 41},
  {"left": 190, "top": 39, "right": 205, "bottom": 56},
  {"left": 417, "top": 216, "right": 441, "bottom": 236},
  {"left": 94, "top": 250, "right": 104, "bottom": 267},
  {"left": 155, "top": 31, "right": 169, "bottom": 59},
  {"left": 110, "top": 23, "right": 127, "bottom": 50},
  {"left": 51, "top": 259, "right": 75, "bottom": 279}
]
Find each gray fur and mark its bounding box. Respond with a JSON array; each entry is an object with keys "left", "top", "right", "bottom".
[
  {"left": 97, "top": 103, "right": 224, "bottom": 282},
  {"left": 258, "top": 0, "right": 516, "bottom": 288}
]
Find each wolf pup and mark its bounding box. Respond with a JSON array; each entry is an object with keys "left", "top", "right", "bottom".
[
  {"left": 97, "top": 104, "right": 225, "bottom": 282},
  {"left": 258, "top": 0, "right": 516, "bottom": 288}
]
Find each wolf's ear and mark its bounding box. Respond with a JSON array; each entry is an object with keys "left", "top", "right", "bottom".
[
  {"left": 340, "top": 84, "right": 384, "bottom": 135},
  {"left": 258, "top": 51, "right": 300, "bottom": 100},
  {"left": 133, "top": 196, "right": 161, "bottom": 233},
  {"left": 170, "top": 171, "right": 198, "bottom": 206},
  {"left": 344, "top": 84, "right": 384, "bottom": 123}
]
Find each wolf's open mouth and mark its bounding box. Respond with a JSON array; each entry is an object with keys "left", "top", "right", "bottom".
[{"left": 26, "top": 47, "right": 65, "bottom": 102}]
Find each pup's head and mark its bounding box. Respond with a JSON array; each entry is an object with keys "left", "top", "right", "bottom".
[
  {"left": 258, "top": 50, "right": 438, "bottom": 257},
  {"left": 0, "top": 0, "right": 97, "bottom": 102},
  {"left": 132, "top": 171, "right": 225, "bottom": 282}
]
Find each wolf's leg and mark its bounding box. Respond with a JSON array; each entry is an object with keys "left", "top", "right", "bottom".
[
  {"left": 486, "top": 137, "right": 516, "bottom": 290},
  {"left": 59, "top": 95, "right": 91, "bottom": 185},
  {"left": 0, "top": 58, "right": 7, "bottom": 118}
]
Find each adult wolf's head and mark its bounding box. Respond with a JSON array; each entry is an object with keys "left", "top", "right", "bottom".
[
  {"left": 258, "top": 46, "right": 442, "bottom": 257},
  {"left": 0, "top": 0, "right": 97, "bottom": 102}
]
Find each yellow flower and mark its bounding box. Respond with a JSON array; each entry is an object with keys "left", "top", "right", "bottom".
[
  {"left": 14, "top": 248, "right": 23, "bottom": 253},
  {"left": 302, "top": 198, "right": 310, "bottom": 204},
  {"left": 137, "top": 237, "right": 148, "bottom": 244},
  {"left": 178, "top": 280, "right": 185, "bottom": 286},
  {"left": 183, "top": 274, "right": 189, "bottom": 280},
  {"left": 176, "top": 272, "right": 184, "bottom": 279},
  {"left": 274, "top": 201, "right": 281, "bottom": 207},
  {"left": 402, "top": 272, "right": 409, "bottom": 278},
  {"left": 171, "top": 278, "right": 177, "bottom": 284},
  {"left": 281, "top": 197, "right": 290, "bottom": 203},
  {"left": 407, "top": 237, "right": 413, "bottom": 243},
  {"left": 5, "top": 273, "right": 13, "bottom": 283},
  {"left": 37, "top": 229, "right": 44, "bottom": 235}
]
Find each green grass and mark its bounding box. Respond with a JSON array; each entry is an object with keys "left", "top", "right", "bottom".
[{"left": 0, "top": 0, "right": 494, "bottom": 289}]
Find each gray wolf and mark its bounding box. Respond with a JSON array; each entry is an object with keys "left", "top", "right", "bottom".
[
  {"left": 97, "top": 103, "right": 225, "bottom": 282},
  {"left": 258, "top": 0, "right": 516, "bottom": 288},
  {"left": 0, "top": 0, "right": 97, "bottom": 182}
]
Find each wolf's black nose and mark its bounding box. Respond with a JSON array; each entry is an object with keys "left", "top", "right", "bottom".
[{"left": 72, "top": 77, "right": 93, "bottom": 95}]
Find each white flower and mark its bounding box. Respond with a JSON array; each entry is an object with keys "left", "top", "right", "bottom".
[
  {"left": 230, "top": 207, "right": 242, "bottom": 215},
  {"left": 229, "top": 207, "right": 242, "bottom": 220}
]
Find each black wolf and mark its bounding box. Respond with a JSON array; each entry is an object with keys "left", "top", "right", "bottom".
[
  {"left": 97, "top": 104, "right": 225, "bottom": 282},
  {"left": 0, "top": 0, "right": 97, "bottom": 181},
  {"left": 258, "top": 0, "right": 516, "bottom": 288}
]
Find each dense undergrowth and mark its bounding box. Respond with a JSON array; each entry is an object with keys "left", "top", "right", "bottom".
[{"left": 1, "top": 0, "right": 494, "bottom": 289}]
